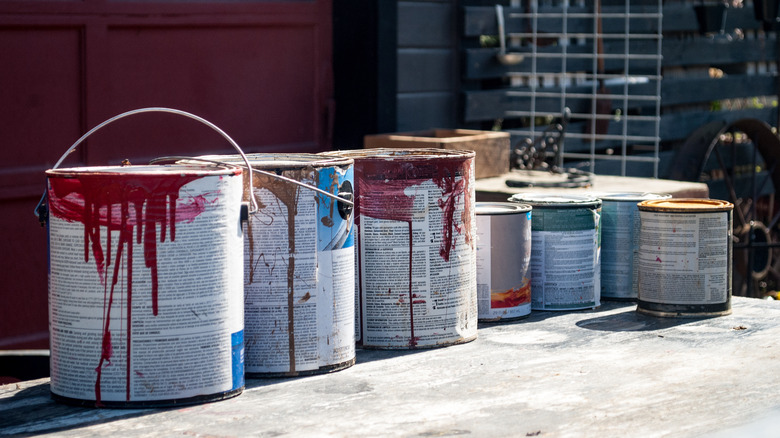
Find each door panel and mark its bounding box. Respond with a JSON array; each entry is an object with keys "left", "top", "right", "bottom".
[{"left": 0, "top": 0, "right": 333, "bottom": 349}]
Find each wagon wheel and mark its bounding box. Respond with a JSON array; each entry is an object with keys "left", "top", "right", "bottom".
[{"left": 668, "top": 119, "right": 780, "bottom": 298}]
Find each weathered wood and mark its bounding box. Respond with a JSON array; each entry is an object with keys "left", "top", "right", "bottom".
[{"left": 6, "top": 298, "right": 780, "bottom": 437}]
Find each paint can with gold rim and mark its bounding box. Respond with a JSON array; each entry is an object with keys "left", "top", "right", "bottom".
[{"left": 637, "top": 198, "right": 733, "bottom": 317}]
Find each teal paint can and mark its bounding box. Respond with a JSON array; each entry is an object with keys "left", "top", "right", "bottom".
[
  {"left": 591, "top": 192, "right": 671, "bottom": 301},
  {"left": 509, "top": 194, "right": 601, "bottom": 311}
]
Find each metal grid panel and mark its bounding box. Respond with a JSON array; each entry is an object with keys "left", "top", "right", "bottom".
[{"left": 503, "top": 0, "right": 663, "bottom": 177}]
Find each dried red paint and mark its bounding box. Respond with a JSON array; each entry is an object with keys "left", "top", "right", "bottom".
[
  {"left": 353, "top": 154, "right": 472, "bottom": 347},
  {"left": 48, "top": 172, "right": 211, "bottom": 404}
]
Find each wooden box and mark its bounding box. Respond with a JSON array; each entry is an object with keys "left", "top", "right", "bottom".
[{"left": 364, "top": 129, "right": 510, "bottom": 179}]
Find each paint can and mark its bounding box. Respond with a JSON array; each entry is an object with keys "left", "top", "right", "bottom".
[
  {"left": 194, "top": 153, "right": 356, "bottom": 376},
  {"left": 322, "top": 148, "right": 477, "bottom": 349},
  {"left": 508, "top": 194, "right": 602, "bottom": 311},
  {"left": 593, "top": 192, "right": 671, "bottom": 301},
  {"left": 636, "top": 198, "right": 733, "bottom": 317},
  {"left": 40, "top": 108, "right": 249, "bottom": 407},
  {"left": 475, "top": 202, "right": 533, "bottom": 322}
]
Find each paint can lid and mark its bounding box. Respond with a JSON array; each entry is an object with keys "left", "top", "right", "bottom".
[
  {"left": 508, "top": 193, "right": 601, "bottom": 208},
  {"left": 586, "top": 192, "right": 672, "bottom": 202},
  {"left": 637, "top": 198, "right": 733, "bottom": 212},
  {"left": 476, "top": 202, "right": 532, "bottom": 215}
]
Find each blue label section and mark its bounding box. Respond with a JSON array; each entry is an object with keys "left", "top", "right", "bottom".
[
  {"left": 231, "top": 330, "right": 244, "bottom": 390},
  {"left": 317, "top": 165, "right": 355, "bottom": 250}
]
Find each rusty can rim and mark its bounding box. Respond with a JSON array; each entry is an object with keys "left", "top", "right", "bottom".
[{"left": 637, "top": 198, "right": 733, "bottom": 212}]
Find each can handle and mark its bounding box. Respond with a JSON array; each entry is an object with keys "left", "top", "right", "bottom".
[
  {"left": 150, "top": 155, "right": 355, "bottom": 211},
  {"left": 35, "top": 107, "right": 258, "bottom": 226}
]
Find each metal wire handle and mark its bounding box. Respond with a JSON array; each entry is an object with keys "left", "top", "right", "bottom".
[
  {"left": 150, "top": 156, "right": 354, "bottom": 207},
  {"left": 35, "top": 107, "right": 259, "bottom": 223}
]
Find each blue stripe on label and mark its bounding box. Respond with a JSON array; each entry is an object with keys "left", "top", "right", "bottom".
[{"left": 231, "top": 330, "right": 244, "bottom": 390}]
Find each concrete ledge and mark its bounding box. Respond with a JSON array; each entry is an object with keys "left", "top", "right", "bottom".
[{"left": 475, "top": 171, "right": 710, "bottom": 202}]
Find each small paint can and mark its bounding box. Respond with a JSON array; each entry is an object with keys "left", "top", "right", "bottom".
[
  {"left": 508, "top": 193, "right": 602, "bottom": 311},
  {"left": 322, "top": 148, "right": 477, "bottom": 349},
  {"left": 197, "top": 153, "right": 356, "bottom": 376},
  {"left": 636, "top": 198, "right": 733, "bottom": 317},
  {"left": 475, "top": 202, "right": 533, "bottom": 322},
  {"left": 46, "top": 165, "right": 245, "bottom": 407},
  {"left": 593, "top": 192, "right": 671, "bottom": 301}
]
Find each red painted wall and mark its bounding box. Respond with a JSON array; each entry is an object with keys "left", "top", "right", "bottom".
[{"left": 0, "top": 0, "right": 333, "bottom": 349}]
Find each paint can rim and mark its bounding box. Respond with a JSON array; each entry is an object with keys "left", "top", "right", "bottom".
[
  {"left": 476, "top": 202, "right": 531, "bottom": 215},
  {"left": 323, "top": 148, "right": 476, "bottom": 160},
  {"left": 508, "top": 193, "right": 601, "bottom": 208},
  {"left": 587, "top": 192, "right": 672, "bottom": 202},
  {"left": 45, "top": 164, "right": 240, "bottom": 177},
  {"left": 638, "top": 198, "right": 733, "bottom": 212},
  {"left": 195, "top": 153, "right": 354, "bottom": 169}
]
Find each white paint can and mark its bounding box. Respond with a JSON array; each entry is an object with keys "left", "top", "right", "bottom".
[{"left": 476, "top": 202, "right": 533, "bottom": 322}]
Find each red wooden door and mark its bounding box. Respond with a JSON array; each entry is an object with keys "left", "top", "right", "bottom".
[{"left": 0, "top": 0, "right": 333, "bottom": 349}]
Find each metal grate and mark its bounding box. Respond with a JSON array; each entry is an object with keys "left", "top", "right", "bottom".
[{"left": 502, "top": 0, "right": 664, "bottom": 177}]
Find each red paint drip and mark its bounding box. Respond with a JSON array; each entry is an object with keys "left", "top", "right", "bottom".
[
  {"left": 353, "top": 156, "right": 472, "bottom": 347},
  {"left": 48, "top": 172, "right": 208, "bottom": 404}
]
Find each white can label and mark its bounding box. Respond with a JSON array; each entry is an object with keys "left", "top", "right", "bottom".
[
  {"left": 531, "top": 229, "right": 600, "bottom": 310},
  {"left": 600, "top": 200, "right": 642, "bottom": 299},
  {"left": 638, "top": 211, "right": 730, "bottom": 305},
  {"left": 48, "top": 174, "right": 244, "bottom": 403},
  {"left": 244, "top": 166, "right": 355, "bottom": 374},
  {"left": 476, "top": 214, "right": 531, "bottom": 319}
]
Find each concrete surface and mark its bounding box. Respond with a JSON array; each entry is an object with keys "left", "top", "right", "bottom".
[{"left": 2, "top": 297, "right": 779, "bottom": 438}]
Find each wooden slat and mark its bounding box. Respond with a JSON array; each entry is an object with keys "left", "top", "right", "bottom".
[
  {"left": 463, "top": 75, "right": 779, "bottom": 122},
  {"left": 463, "top": 37, "right": 777, "bottom": 80},
  {"left": 463, "top": 4, "right": 764, "bottom": 37}
]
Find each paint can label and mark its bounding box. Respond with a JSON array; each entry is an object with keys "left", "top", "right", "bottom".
[
  {"left": 476, "top": 208, "right": 532, "bottom": 320},
  {"left": 600, "top": 200, "right": 641, "bottom": 299},
  {"left": 638, "top": 210, "right": 730, "bottom": 305},
  {"left": 354, "top": 157, "right": 477, "bottom": 348},
  {"left": 530, "top": 207, "right": 601, "bottom": 310},
  {"left": 47, "top": 172, "right": 244, "bottom": 404},
  {"left": 244, "top": 165, "right": 355, "bottom": 374}
]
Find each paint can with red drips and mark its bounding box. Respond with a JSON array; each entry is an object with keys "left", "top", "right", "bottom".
[
  {"left": 192, "top": 153, "right": 356, "bottom": 377},
  {"left": 322, "top": 148, "right": 477, "bottom": 349},
  {"left": 475, "top": 202, "right": 533, "bottom": 322},
  {"left": 39, "top": 108, "right": 250, "bottom": 407},
  {"left": 636, "top": 198, "right": 733, "bottom": 317}
]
